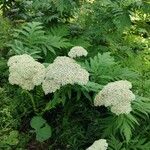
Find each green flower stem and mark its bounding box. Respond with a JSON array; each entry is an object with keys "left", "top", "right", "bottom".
[
  {"left": 24, "top": 90, "right": 38, "bottom": 114},
  {"left": 40, "top": 92, "right": 61, "bottom": 115}
]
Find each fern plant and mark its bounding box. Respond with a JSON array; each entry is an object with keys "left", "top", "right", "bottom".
[
  {"left": 84, "top": 52, "right": 138, "bottom": 84},
  {"left": 20, "top": 0, "right": 80, "bottom": 23},
  {"left": 8, "top": 22, "right": 72, "bottom": 59},
  {"left": 108, "top": 135, "right": 150, "bottom": 150},
  {"left": 0, "top": 16, "right": 12, "bottom": 53}
]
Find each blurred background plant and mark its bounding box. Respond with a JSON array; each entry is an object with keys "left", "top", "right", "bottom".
[{"left": 0, "top": 0, "right": 150, "bottom": 149}]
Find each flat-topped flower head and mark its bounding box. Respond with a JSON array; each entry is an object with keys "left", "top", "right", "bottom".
[
  {"left": 8, "top": 54, "right": 45, "bottom": 90},
  {"left": 7, "top": 54, "right": 34, "bottom": 66},
  {"left": 42, "top": 56, "right": 89, "bottom": 94},
  {"left": 68, "top": 46, "right": 88, "bottom": 58},
  {"left": 94, "top": 80, "right": 135, "bottom": 115},
  {"left": 86, "top": 139, "right": 108, "bottom": 150}
]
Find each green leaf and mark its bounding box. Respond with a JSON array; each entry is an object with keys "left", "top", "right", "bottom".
[
  {"left": 30, "top": 116, "right": 52, "bottom": 142},
  {"left": 2, "top": 131, "right": 19, "bottom": 146},
  {"left": 44, "top": 97, "right": 63, "bottom": 112},
  {"left": 36, "top": 124, "right": 52, "bottom": 142},
  {"left": 121, "top": 122, "right": 132, "bottom": 143},
  {"left": 9, "top": 22, "right": 72, "bottom": 58},
  {"left": 30, "top": 116, "right": 46, "bottom": 130}
]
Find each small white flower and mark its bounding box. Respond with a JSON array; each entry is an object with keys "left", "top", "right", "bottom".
[
  {"left": 42, "top": 56, "right": 89, "bottom": 94},
  {"left": 111, "top": 102, "right": 132, "bottom": 115},
  {"left": 8, "top": 54, "right": 46, "bottom": 90},
  {"left": 68, "top": 46, "right": 88, "bottom": 58},
  {"left": 94, "top": 80, "right": 135, "bottom": 115},
  {"left": 42, "top": 80, "right": 61, "bottom": 94},
  {"left": 86, "top": 139, "right": 108, "bottom": 150},
  {"left": 7, "top": 54, "right": 34, "bottom": 66}
]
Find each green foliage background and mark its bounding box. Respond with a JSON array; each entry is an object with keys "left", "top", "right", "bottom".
[{"left": 0, "top": 0, "right": 150, "bottom": 149}]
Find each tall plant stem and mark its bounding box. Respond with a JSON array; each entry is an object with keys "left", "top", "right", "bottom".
[{"left": 24, "top": 90, "right": 38, "bottom": 114}]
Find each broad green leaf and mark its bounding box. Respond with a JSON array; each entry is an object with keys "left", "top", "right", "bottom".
[
  {"left": 30, "top": 116, "right": 46, "bottom": 130},
  {"left": 36, "top": 124, "right": 52, "bottom": 142}
]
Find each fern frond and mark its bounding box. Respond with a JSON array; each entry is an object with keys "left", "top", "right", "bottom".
[
  {"left": 49, "top": 25, "right": 69, "bottom": 37},
  {"left": 47, "top": 35, "right": 72, "bottom": 49},
  {"left": 32, "top": 0, "right": 52, "bottom": 10},
  {"left": 108, "top": 136, "right": 123, "bottom": 150},
  {"left": 132, "top": 96, "right": 150, "bottom": 118},
  {"left": 52, "top": 0, "right": 77, "bottom": 14},
  {"left": 85, "top": 52, "right": 116, "bottom": 73},
  {"left": 84, "top": 52, "right": 138, "bottom": 84},
  {"left": 71, "top": 37, "right": 91, "bottom": 49},
  {"left": 9, "top": 22, "right": 72, "bottom": 58},
  {"left": 128, "top": 136, "right": 150, "bottom": 150},
  {"left": 101, "top": 114, "right": 139, "bottom": 143}
]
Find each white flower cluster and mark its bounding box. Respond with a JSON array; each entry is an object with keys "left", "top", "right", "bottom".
[
  {"left": 94, "top": 80, "right": 135, "bottom": 115},
  {"left": 86, "top": 139, "right": 108, "bottom": 150},
  {"left": 42, "top": 56, "right": 89, "bottom": 94},
  {"left": 68, "top": 46, "right": 88, "bottom": 58},
  {"left": 8, "top": 54, "right": 45, "bottom": 90}
]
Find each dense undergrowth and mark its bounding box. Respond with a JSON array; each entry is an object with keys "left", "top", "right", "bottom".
[{"left": 0, "top": 0, "right": 150, "bottom": 150}]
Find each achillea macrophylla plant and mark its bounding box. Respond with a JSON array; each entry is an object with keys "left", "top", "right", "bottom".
[
  {"left": 7, "top": 53, "right": 148, "bottom": 145},
  {"left": 7, "top": 54, "right": 89, "bottom": 112},
  {"left": 94, "top": 80, "right": 135, "bottom": 115},
  {"left": 7, "top": 54, "right": 45, "bottom": 90},
  {"left": 68, "top": 46, "right": 88, "bottom": 58},
  {"left": 86, "top": 139, "right": 108, "bottom": 150},
  {"left": 7, "top": 53, "right": 90, "bottom": 141},
  {"left": 42, "top": 56, "right": 89, "bottom": 94},
  {"left": 8, "top": 54, "right": 89, "bottom": 94}
]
